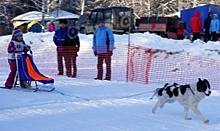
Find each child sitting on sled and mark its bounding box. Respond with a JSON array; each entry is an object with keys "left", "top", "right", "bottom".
[{"left": 5, "top": 29, "right": 31, "bottom": 88}]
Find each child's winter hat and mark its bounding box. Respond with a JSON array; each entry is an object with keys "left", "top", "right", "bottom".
[
  {"left": 13, "top": 30, "right": 23, "bottom": 38},
  {"left": 213, "top": 13, "right": 218, "bottom": 18}
]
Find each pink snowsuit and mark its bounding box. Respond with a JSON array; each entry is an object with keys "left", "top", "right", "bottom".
[
  {"left": 5, "top": 62, "right": 17, "bottom": 87},
  {"left": 5, "top": 39, "right": 27, "bottom": 87},
  {"left": 47, "top": 22, "right": 56, "bottom": 32}
]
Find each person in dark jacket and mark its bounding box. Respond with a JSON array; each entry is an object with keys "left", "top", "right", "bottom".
[
  {"left": 190, "top": 11, "right": 203, "bottom": 42},
  {"left": 203, "top": 12, "right": 213, "bottom": 42},
  {"left": 209, "top": 13, "right": 220, "bottom": 41},
  {"left": 53, "top": 19, "right": 68, "bottom": 75},
  {"left": 93, "top": 19, "right": 115, "bottom": 81},
  {"left": 63, "top": 27, "right": 80, "bottom": 77}
]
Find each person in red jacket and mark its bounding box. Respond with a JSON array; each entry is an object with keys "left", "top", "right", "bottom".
[
  {"left": 177, "top": 19, "right": 185, "bottom": 40},
  {"left": 190, "top": 11, "right": 203, "bottom": 42}
]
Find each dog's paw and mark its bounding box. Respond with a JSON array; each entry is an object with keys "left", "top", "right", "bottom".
[
  {"left": 204, "top": 119, "right": 209, "bottom": 124},
  {"left": 185, "top": 117, "right": 192, "bottom": 120},
  {"left": 152, "top": 110, "right": 155, "bottom": 113}
]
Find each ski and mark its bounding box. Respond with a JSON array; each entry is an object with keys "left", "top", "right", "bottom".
[
  {"left": 0, "top": 86, "right": 36, "bottom": 92},
  {"left": 0, "top": 86, "right": 54, "bottom": 93}
]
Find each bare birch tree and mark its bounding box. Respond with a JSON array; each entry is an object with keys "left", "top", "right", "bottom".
[{"left": 1, "top": 0, "right": 220, "bottom": 24}]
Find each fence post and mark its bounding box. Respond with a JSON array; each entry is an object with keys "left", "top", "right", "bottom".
[
  {"left": 126, "top": 43, "right": 130, "bottom": 82},
  {"left": 145, "top": 49, "right": 153, "bottom": 84}
]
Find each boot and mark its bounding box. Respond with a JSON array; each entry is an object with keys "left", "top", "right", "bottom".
[
  {"left": 94, "top": 77, "right": 102, "bottom": 80},
  {"left": 72, "top": 73, "right": 77, "bottom": 78}
]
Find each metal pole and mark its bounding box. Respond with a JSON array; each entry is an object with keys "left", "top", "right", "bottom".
[{"left": 126, "top": 8, "right": 132, "bottom": 82}]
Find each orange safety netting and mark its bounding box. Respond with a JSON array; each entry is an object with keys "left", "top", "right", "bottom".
[{"left": 1, "top": 44, "right": 220, "bottom": 90}]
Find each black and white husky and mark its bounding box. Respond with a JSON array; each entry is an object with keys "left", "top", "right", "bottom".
[{"left": 151, "top": 78, "right": 211, "bottom": 123}]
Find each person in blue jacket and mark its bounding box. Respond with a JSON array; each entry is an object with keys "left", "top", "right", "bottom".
[
  {"left": 209, "top": 13, "right": 220, "bottom": 41},
  {"left": 93, "top": 19, "right": 115, "bottom": 81},
  {"left": 53, "top": 19, "right": 68, "bottom": 75}
]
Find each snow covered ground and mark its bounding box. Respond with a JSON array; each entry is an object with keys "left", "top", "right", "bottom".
[{"left": 0, "top": 32, "right": 220, "bottom": 131}]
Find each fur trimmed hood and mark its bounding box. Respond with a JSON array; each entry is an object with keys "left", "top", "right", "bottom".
[{"left": 67, "top": 26, "right": 78, "bottom": 39}]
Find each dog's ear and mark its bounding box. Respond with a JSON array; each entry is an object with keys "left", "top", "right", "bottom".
[
  {"left": 173, "top": 83, "right": 178, "bottom": 86},
  {"left": 164, "top": 83, "right": 169, "bottom": 87},
  {"left": 198, "top": 78, "right": 202, "bottom": 82},
  {"left": 203, "top": 79, "right": 211, "bottom": 89}
]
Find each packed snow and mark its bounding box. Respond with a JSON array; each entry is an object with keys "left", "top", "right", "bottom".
[{"left": 0, "top": 32, "right": 220, "bottom": 131}]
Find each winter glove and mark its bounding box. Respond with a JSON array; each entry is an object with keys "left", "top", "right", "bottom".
[
  {"left": 107, "top": 51, "right": 113, "bottom": 56},
  {"left": 94, "top": 52, "right": 97, "bottom": 56},
  {"left": 25, "top": 45, "right": 31, "bottom": 51},
  {"left": 23, "top": 45, "right": 31, "bottom": 53}
]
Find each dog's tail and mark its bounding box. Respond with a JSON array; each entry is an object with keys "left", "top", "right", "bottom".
[{"left": 149, "top": 88, "right": 160, "bottom": 100}]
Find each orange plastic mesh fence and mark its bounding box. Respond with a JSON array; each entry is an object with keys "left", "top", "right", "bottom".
[
  {"left": 0, "top": 44, "right": 220, "bottom": 90},
  {"left": 127, "top": 44, "right": 220, "bottom": 90}
]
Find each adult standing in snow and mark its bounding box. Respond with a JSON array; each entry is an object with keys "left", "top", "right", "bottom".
[
  {"left": 93, "top": 19, "right": 115, "bottom": 81},
  {"left": 190, "top": 11, "right": 203, "bottom": 42},
  {"left": 47, "top": 20, "right": 56, "bottom": 32},
  {"left": 209, "top": 13, "right": 220, "bottom": 41},
  {"left": 63, "top": 26, "right": 80, "bottom": 78},
  {"left": 53, "top": 19, "right": 68, "bottom": 75},
  {"left": 203, "top": 12, "right": 213, "bottom": 42},
  {"left": 177, "top": 19, "right": 185, "bottom": 40},
  {"left": 5, "top": 30, "right": 31, "bottom": 88}
]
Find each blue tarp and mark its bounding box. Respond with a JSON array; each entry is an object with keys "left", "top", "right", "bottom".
[{"left": 181, "top": 4, "right": 220, "bottom": 34}]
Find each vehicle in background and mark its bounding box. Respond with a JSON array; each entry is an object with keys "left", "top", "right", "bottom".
[
  {"left": 76, "top": 6, "right": 134, "bottom": 34},
  {"left": 135, "top": 16, "right": 181, "bottom": 39}
]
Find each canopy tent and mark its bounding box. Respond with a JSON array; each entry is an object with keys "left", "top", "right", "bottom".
[
  {"left": 11, "top": 11, "right": 55, "bottom": 27},
  {"left": 49, "top": 9, "right": 80, "bottom": 19},
  {"left": 27, "top": 20, "right": 45, "bottom": 33},
  {"left": 12, "top": 11, "right": 54, "bottom": 21}
]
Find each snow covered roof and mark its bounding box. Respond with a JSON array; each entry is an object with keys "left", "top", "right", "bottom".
[
  {"left": 12, "top": 11, "right": 55, "bottom": 21},
  {"left": 49, "top": 9, "right": 80, "bottom": 19},
  {"left": 165, "top": 12, "right": 180, "bottom": 17}
]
